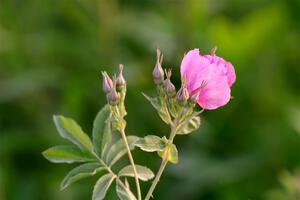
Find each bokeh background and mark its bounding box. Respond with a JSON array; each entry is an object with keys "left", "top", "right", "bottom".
[{"left": 1, "top": 0, "right": 300, "bottom": 199}]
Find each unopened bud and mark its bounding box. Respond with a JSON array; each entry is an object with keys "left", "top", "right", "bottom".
[
  {"left": 190, "top": 92, "right": 200, "bottom": 103},
  {"left": 106, "top": 88, "right": 120, "bottom": 106},
  {"left": 176, "top": 86, "right": 189, "bottom": 104},
  {"left": 106, "top": 76, "right": 120, "bottom": 106},
  {"left": 153, "top": 48, "right": 164, "bottom": 85},
  {"left": 163, "top": 69, "right": 175, "bottom": 96},
  {"left": 116, "top": 64, "right": 126, "bottom": 91},
  {"left": 102, "top": 71, "right": 113, "bottom": 94}
]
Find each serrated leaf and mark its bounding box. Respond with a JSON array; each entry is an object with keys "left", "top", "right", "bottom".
[
  {"left": 116, "top": 180, "right": 137, "bottom": 200},
  {"left": 61, "top": 162, "right": 105, "bottom": 190},
  {"left": 158, "top": 144, "right": 178, "bottom": 164},
  {"left": 92, "top": 173, "right": 115, "bottom": 200},
  {"left": 53, "top": 115, "right": 93, "bottom": 151},
  {"left": 119, "top": 165, "right": 154, "bottom": 181},
  {"left": 143, "top": 93, "right": 172, "bottom": 125},
  {"left": 105, "top": 136, "right": 139, "bottom": 166},
  {"left": 177, "top": 115, "right": 201, "bottom": 135},
  {"left": 135, "top": 135, "right": 166, "bottom": 152},
  {"left": 42, "top": 145, "right": 96, "bottom": 163},
  {"left": 92, "top": 105, "right": 112, "bottom": 156}
]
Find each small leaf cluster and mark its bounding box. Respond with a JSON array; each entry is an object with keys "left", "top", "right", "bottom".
[{"left": 43, "top": 105, "right": 154, "bottom": 200}]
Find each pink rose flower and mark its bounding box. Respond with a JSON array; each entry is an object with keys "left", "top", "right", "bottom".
[{"left": 180, "top": 49, "right": 236, "bottom": 110}]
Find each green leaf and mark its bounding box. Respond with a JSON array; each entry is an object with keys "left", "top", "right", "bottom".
[
  {"left": 42, "top": 145, "right": 96, "bottom": 163},
  {"left": 116, "top": 180, "right": 137, "bottom": 200},
  {"left": 105, "top": 136, "right": 139, "bottom": 166},
  {"left": 168, "top": 144, "right": 178, "bottom": 164},
  {"left": 92, "top": 173, "right": 115, "bottom": 200},
  {"left": 119, "top": 165, "right": 154, "bottom": 181},
  {"left": 61, "top": 162, "right": 105, "bottom": 190},
  {"left": 143, "top": 93, "right": 172, "bottom": 125},
  {"left": 158, "top": 144, "right": 178, "bottom": 164},
  {"left": 53, "top": 115, "right": 93, "bottom": 151},
  {"left": 177, "top": 115, "right": 201, "bottom": 135},
  {"left": 135, "top": 135, "right": 167, "bottom": 152},
  {"left": 92, "top": 105, "right": 112, "bottom": 156}
]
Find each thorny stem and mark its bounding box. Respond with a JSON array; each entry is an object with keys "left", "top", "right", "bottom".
[
  {"left": 120, "top": 129, "right": 142, "bottom": 200},
  {"left": 144, "top": 118, "right": 179, "bottom": 200}
]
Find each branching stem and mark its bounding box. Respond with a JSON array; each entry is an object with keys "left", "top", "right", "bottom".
[{"left": 93, "top": 154, "right": 135, "bottom": 199}]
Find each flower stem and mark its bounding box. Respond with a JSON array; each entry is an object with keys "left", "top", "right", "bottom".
[
  {"left": 144, "top": 119, "right": 179, "bottom": 200},
  {"left": 120, "top": 129, "right": 142, "bottom": 200},
  {"left": 144, "top": 158, "right": 168, "bottom": 200}
]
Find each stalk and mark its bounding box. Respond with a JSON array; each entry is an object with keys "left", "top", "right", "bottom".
[
  {"left": 120, "top": 129, "right": 142, "bottom": 200},
  {"left": 144, "top": 119, "right": 179, "bottom": 200}
]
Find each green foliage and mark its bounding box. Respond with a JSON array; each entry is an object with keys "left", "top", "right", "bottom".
[
  {"left": 116, "top": 180, "right": 137, "bottom": 200},
  {"left": 158, "top": 144, "right": 178, "bottom": 164},
  {"left": 92, "top": 105, "right": 112, "bottom": 156},
  {"left": 53, "top": 115, "right": 94, "bottom": 152},
  {"left": 177, "top": 115, "right": 201, "bottom": 135},
  {"left": 119, "top": 165, "right": 154, "bottom": 181},
  {"left": 143, "top": 93, "right": 172, "bottom": 125},
  {"left": 92, "top": 173, "right": 115, "bottom": 200},
  {"left": 105, "top": 136, "right": 139, "bottom": 166},
  {"left": 42, "top": 145, "right": 96, "bottom": 163},
  {"left": 42, "top": 105, "right": 145, "bottom": 200},
  {"left": 61, "top": 162, "right": 104, "bottom": 190},
  {"left": 135, "top": 135, "right": 167, "bottom": 152}
]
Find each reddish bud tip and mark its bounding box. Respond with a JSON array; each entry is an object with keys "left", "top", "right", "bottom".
[
  {"left": 102, "top": 71, "right": 113, "bottom": 94},
  {"left": 176, "top": 85, "right": 189, "bottom": 104},
  {"left": 106, "top": 76, "right": 120, "bottom": 106},
  {"left": 153, "top": 49, "right": 164, "bottom": 85},
  {"left": 116, "top": 64, "right": 126, "bottom": 89}
]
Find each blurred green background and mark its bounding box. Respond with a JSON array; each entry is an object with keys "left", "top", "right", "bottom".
[{"left": 1, "top": 0, "right": 300, "bottom": 199}]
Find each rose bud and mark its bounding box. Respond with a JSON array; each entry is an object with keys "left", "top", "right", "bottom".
[
  {"left": 163, "top": 69, "right": 176, "bottom": 97},
  {"left": 153, "top": 48, "right": 164, "bottom": 85},
  {"left": 102, "top": 71, "right": 113, "bottom": 94},
  {"left": 116, "top": 64, "right": 126, "bottom": 91},
  {"left": 180, "top": 48, "right": 236, "bottom": 110},
  {"left": 106, "top": 76, "right": 120, "bottom": 106},
  {"left": 176, "top": 83, "right": 189, "bottom": 105}
]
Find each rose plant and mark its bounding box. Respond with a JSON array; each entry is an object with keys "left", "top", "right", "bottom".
[{"left": 42, "top": 47, "right": 236, "bottom": 200}]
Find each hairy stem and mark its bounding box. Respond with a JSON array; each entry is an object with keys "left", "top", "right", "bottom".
[
  {"left": 144, "top": 119, "right": 178, "bottom": 200},
  {"left": 120, "top": 129, "right": 142, "bottom": 200}
]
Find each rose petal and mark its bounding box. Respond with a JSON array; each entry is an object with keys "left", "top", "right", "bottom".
[
  {"left": 197, "top": 63, "right": 231, "bottom": 109},
  {"left": 225, "top": 62, "right": 236, "bottom": 87}
]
